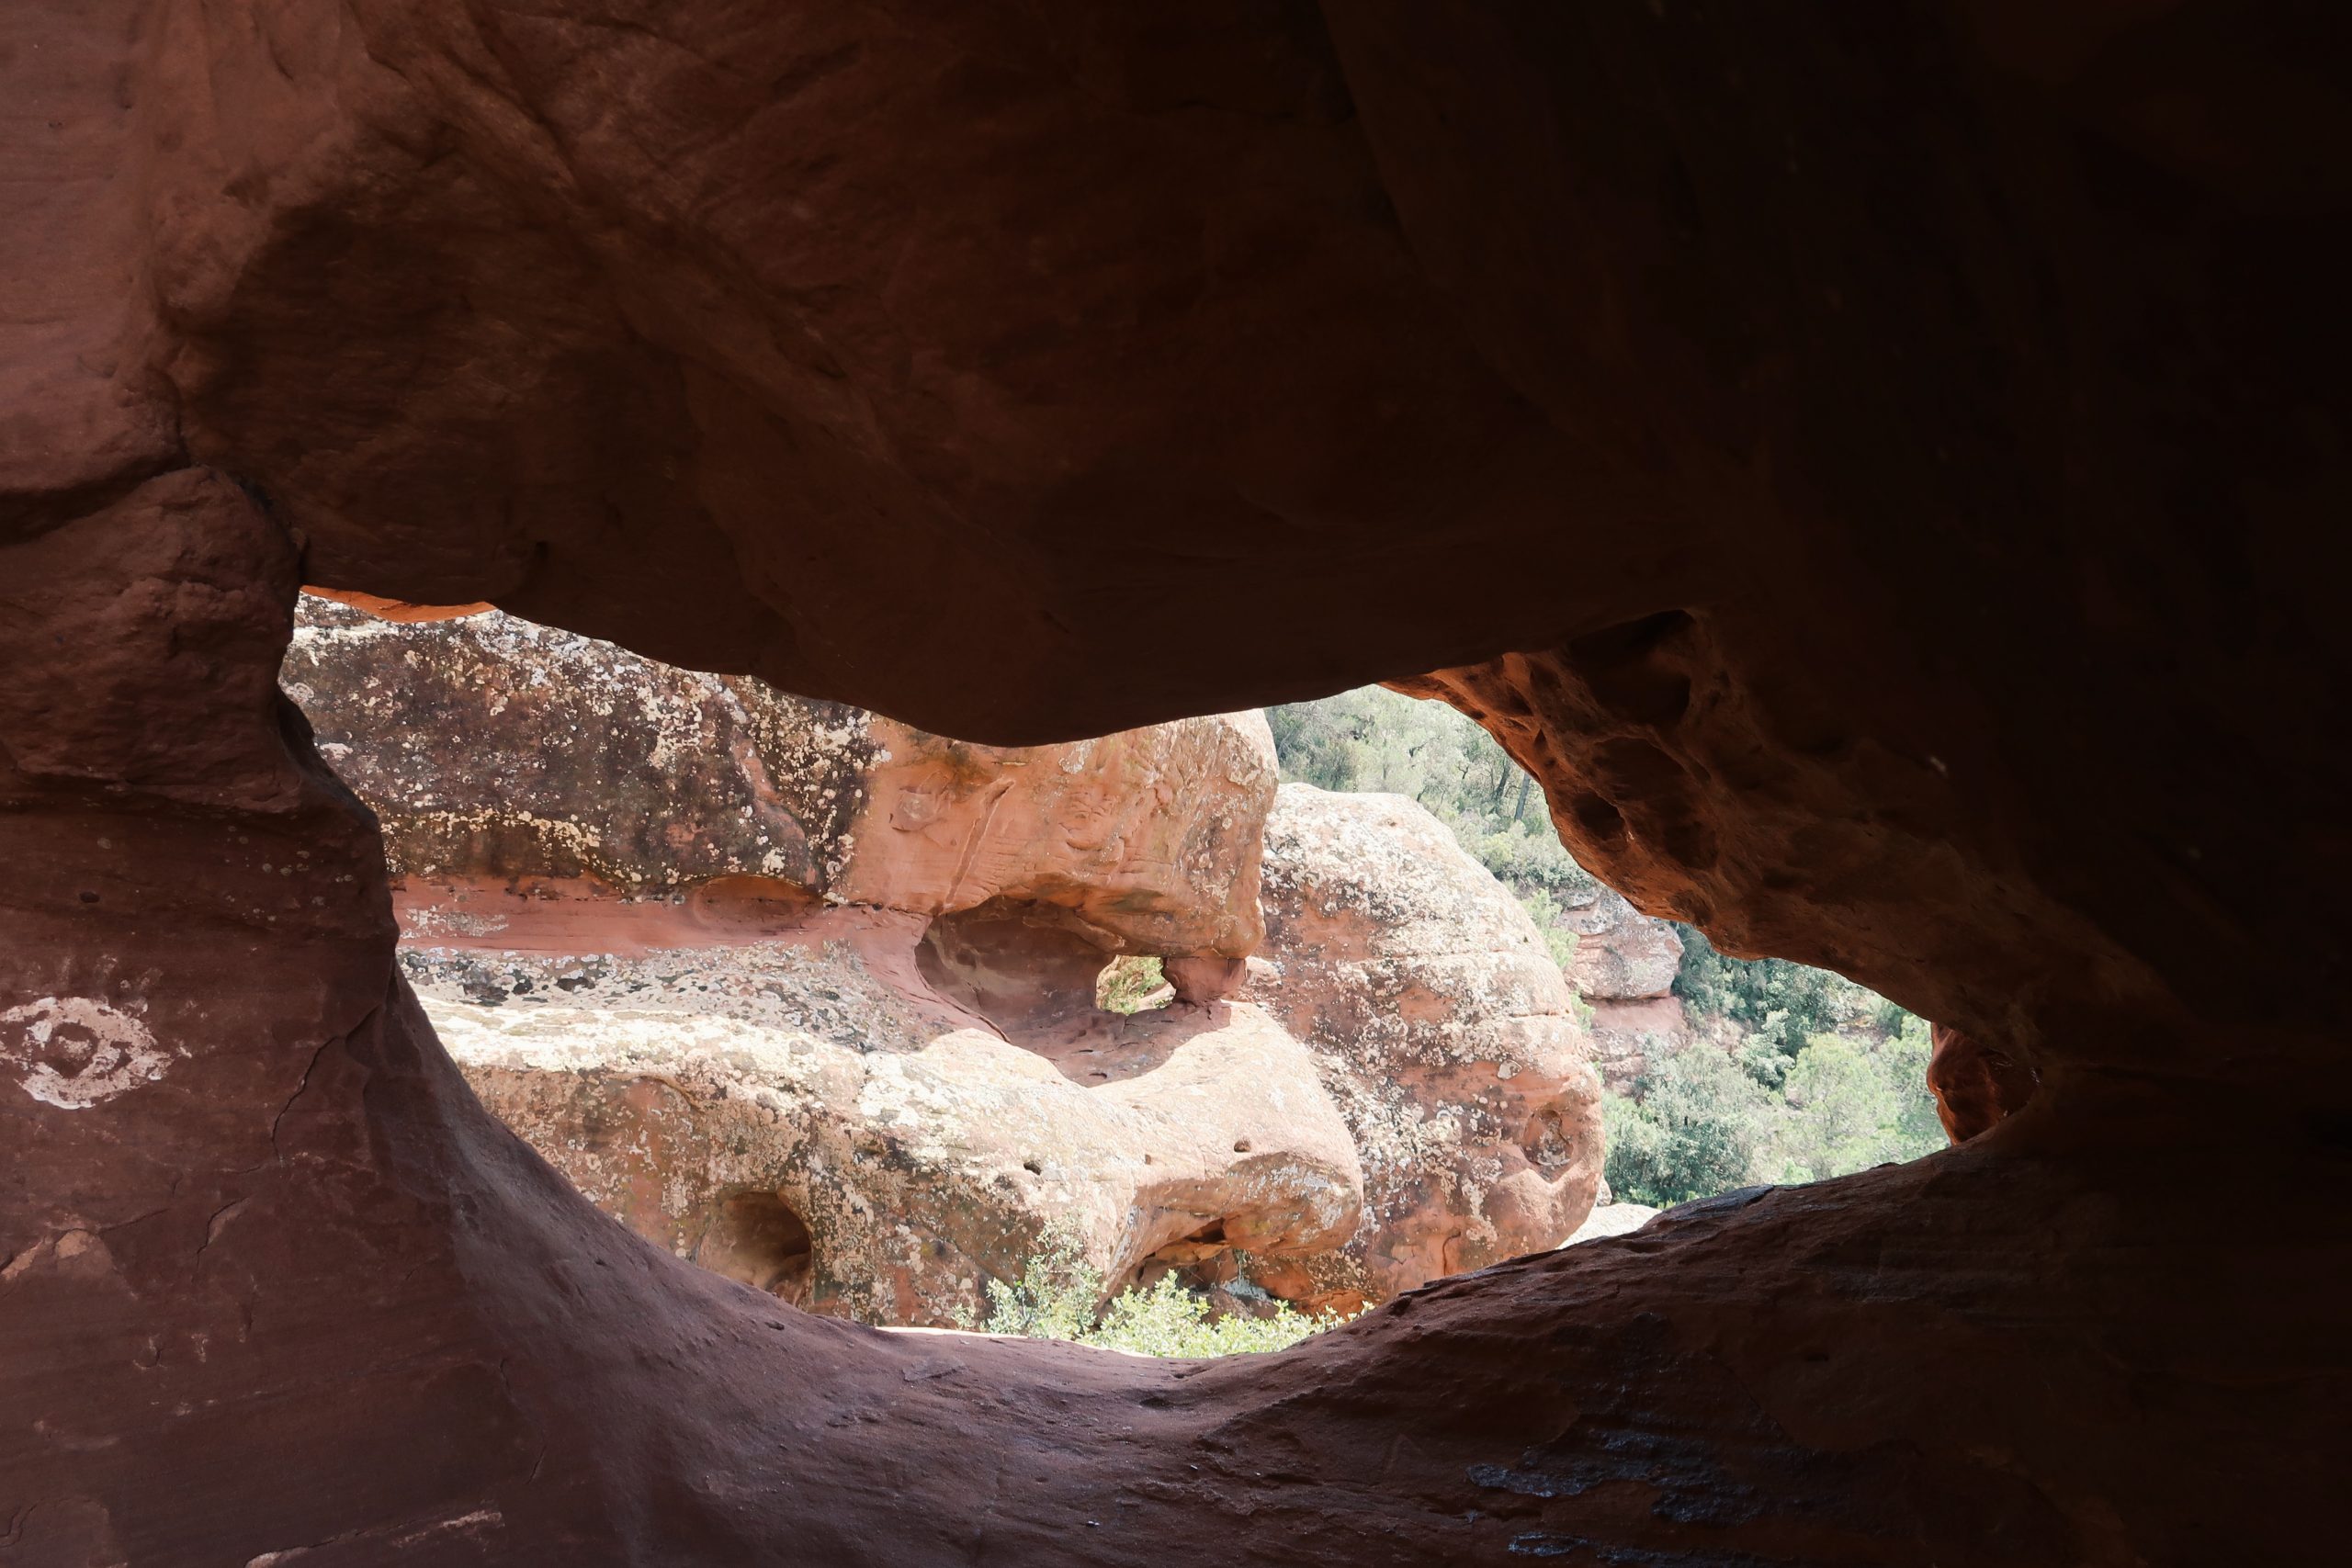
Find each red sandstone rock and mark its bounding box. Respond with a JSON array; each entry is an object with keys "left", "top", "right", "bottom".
[
  {"left": 286, "top": 595, "right": 1275, "bottom": 956},
  {"left": 4, "top": 3, "right": 2347, "bottom": 1562},
  {"left": 284, "top": 597, "right": 1327, "bottom": 1319},
  {"left": 287, "top": 599, "right": 1602, "bottom": 1323},
  {"left": 1557, "top": 883, "right": 1690, "bottom": 1088},
  {"left": 306, "top": 586, "right": 495, "bottom": 623},
  {"left": 1580, "top": 995, "right": 1696, "bottom": 1091},
  {"left": 430, "top": 937, "right": 1362, "bottom": 1326},
  {"left": 1564, "top": 885, "right": 1685, "bottom": 1001},
  {"left": 1928, "top": 1023, "right": 2041, "bottom": 1143},
  {"left": 1247, "top": 785, "right": 1602, "bottom": 1313}
]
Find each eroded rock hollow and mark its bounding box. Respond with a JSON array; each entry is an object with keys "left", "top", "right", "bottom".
[{"left": 4, "top": 3, "right": 2346, "bottom": 1564}]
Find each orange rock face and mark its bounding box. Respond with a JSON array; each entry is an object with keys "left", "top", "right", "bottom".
[
  {"left": 285, "top": 595, "right": 1276, "bottom": 959},
  {"left": 1928, "top": 1023, "right": 2041, "bottom": 1143},
  {"left": 5, "top": 3, "right": 2346, "bottom": 1564},
  {"left": 285, "top": 597, "right": 1338, "bottom": 1323},
  {"left": 280, "top": 599, "right": 1600, "bottom": 1325}
]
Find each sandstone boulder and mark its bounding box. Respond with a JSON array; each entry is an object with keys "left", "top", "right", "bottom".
[
  {"left": 284, "top": 595, "right": 1275, "bottom": 959},
  {"left": 285, "top": 596, "right": 1355, "bottom": 1325},
  {"left": 413, "top": 938, "right": 1360, "bottom": 1327},
  {"left": 1564, "top": 884, "right": 1685, "bottom": 1000},
  {"left": 1245, "top": 784, "right": 1603, "bottom": 1314},
  {"left": 1559, "top": 883, "right": 1690, "bottom": 1089},
  {"left": 284, "top": 600, "right": 1605, "bottom": 1325}
]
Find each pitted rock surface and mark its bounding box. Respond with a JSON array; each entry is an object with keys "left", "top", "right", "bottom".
[
  {"left": 417, "top": 935, "right": 1360, "bottom": 1327},
  {"left": 288, "top": 595, "right": 1275, "bottom": 957},
  {"left": 6, "top": 6, "right": 2345, "bottom": 1562},
  {"left": 289, "top": 602, "right": 1600, "bottom": 1322},
  {"left": 1247, "top": 784, "right": 1602, "bottom": 1313}
]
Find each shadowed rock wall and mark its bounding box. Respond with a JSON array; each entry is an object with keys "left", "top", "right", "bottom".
[{"left": 4, "top": 2, "right": 2346, "bottom": 1562}]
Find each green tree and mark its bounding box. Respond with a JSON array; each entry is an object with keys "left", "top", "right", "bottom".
[
  {"left": 1763, "top": 1029, "right": 1946, "bottom": 1183},
  {"left": 1770, "top": 1036, "right": 1898, "bottom": 1182},
  {"left": 1871, "top": 1014, "right": 1946, "bottom": 1156},
  {"left": 1602, "top": 1043, "right": 1773, "bottom": 1206}
]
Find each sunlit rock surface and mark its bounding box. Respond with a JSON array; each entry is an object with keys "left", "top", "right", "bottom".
[
  {"left": 285, "top": 596, "right": 1275, "bottom": 957},
  {"left": 424, "top": 941, "right": 1359, "bottom": 1326},
  {"left": 287, "top": 598, "right": 1355, "bottom": 1318},
  {"left": 281, "top": 600, "right": 1601, "bottom": 1325},
  {"left": 1561, "top": 882, "right": 1690, "bottom": 1088},
  {"left": 1248, "top": 785, "right": 1601, "bottom": 1314}
]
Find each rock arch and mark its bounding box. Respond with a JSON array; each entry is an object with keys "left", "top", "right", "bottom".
[{"left": 2, "top": 5, "right": 2344, "bottom": 1563}]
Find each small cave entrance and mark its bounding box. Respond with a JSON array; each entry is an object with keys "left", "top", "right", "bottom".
[
  {"left": 916, "top": 899, "right": 1208, "bottom": 1084},
  {"left": 915, "top": 898, "right": 1113, "bottom": 1044},
  {"left": 694, "top": 1190, "right": 816, "bottom": 1306}
]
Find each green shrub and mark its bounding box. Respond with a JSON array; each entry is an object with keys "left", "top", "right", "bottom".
[
  {"left": 1608, "top": 1022, "right": 1948, "bottom": 1206},
  {"left": 1770, "top": 1035, "right": 1897, "bottom": 1182},
  {"left": 1674, "top": 926, "right": 1858, "bottom": 1043},
  {"left": 1089, "top": 1274, "right": 1334, "bottom": 1358},
  {"left": 1735, "top": 1034, "right": 1792, "bottom": 1089},
  {"left": 969, "top": 1230, "right": 1340, "bottom": 1357},
  {"left": 1872, "top": 1013, "right": 1946, "bottom": 1155},
  {"left": 1517, "top": 887, "right": 1579, "bottom": 971},
  {"left": 1096, "top": 954, "right": 1171, "bottom": 1014}
]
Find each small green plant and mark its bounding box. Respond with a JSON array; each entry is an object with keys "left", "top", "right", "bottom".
[
  {"left": 1090, "top": 1273, "right": 1336, "bottom": 1357},
  {"left": 1096, "top": 954, "right": 1172, "bottom": 1014},
  {"left": 967, "top": 1229, "right": 1342, "bottom": 1357},
  {"left": 1516, "top": 887, "right": 1580, "bottom": 971}
]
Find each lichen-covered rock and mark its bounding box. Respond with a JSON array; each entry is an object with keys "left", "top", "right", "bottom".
[
  {"left": 1564, "top": 884, "right": 1684, "bottom": 1001},
  {"left": 283, "top": 602, "right": 1596, "bottom": 1324},
  {"left": 419, "top": 931, "right": 1360, "bottom": 1327},
  {"left": 284, "top": 595, "right": 1275, "bottom": 958},
  {"left": 1245, "top": 784, "right": 1602, "bottom": 1313},
  {"left": 1558, "top": 883, "right": 1690, "bottom": 1088},
  {"left": 284, "top": 595, "right": 1343, "bottom": 1321}
]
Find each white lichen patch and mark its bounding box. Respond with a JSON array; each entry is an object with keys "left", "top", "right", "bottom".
[{"left": 2, "top": 996, "right": 171, "bottom": 1109}]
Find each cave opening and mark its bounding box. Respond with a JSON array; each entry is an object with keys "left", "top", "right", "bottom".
[
  {"left": 10, "top": 11, "right": 2335, "bottom": 1553},
  {"left": 695, "top": 1190, "right": 817, "bottom": 1306}
]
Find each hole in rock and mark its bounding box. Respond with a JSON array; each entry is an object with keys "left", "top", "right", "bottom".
[
  {"left": 281, "top": 594, "right": 1984, "bottom": 1366},
  {"left": 916, "top": 899, "right": 1117, "bottom": 1045},
  {"left": 1095, "top": 953, "right": 1172, "bottom": 1014},
  {"left": 915, "top": 900, "right": 1200, "bottom": 1084},
  {"left": 694, "top": 1190, "right": 816, "bottom": 1305}
]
